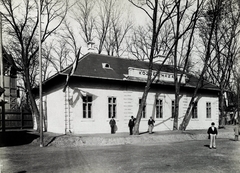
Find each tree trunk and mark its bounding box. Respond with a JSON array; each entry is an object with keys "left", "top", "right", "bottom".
[
  {"left": 219, "top": 89, "right": 225, "bottom": 127},
  {"left": 172, "top": 0, "right": 181, "bottom": 130},
  {"left": 133, "top": 78, "right": 152, "bottom": 135},
  {"left": 25, "top": 70, "right": 40, "bottom": 131},
  {"left": 179, "top": 97, "right": 195, "bottom": 131},
  {"left": 180, "top": 0, "right": 219, "bottom": 130},
  {"left": 173, "top": 92, "right": 180, "bottom": 130}
]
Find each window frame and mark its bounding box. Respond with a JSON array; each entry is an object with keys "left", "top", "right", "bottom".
[
  {"left": 191, "top": 102, "right": 198, "bottom": 119},
  {"left": 82, "top": 95, "right": 92, "bottom": 119},
  {"left": 156, "top": 98, "right": 163, "bottom": 118},
  {"left": 206, "top": 102, "right": 211, "bottom": 118},
  {"left": 108, "top": 96, "right": 117, "bottom": 118}
]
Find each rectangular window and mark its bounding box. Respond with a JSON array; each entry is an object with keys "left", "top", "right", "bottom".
[
  {"left": 108, "top": 97, "right": 117, "bottom": 118},
  {"left": 83, "top": 96, "right": 92, "bottom": 118},
  {"left": 139, "top": 99, "right": 146, "bottom": 118},
  {"left": 206, "top": 102, "right": 211, "bottom": 118},
  {"left": 171, "top": 100, "right": 175, "bottom": 118},
  {"left": 156, "top": 99, "right": 163, "bottom": 118},
  {"left": 192, "top": 102, "right": 198, "bottom": 119}
]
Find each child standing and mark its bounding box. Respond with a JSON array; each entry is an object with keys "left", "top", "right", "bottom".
[{"left": 207, "top": 122, "right": 218, "bottom": 149}]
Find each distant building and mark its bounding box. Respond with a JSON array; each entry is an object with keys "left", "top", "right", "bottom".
[
  {"left": 37, "top": 53, "right": 220, "bottom": 134},
  {"left": 1, "top": 48, "right": 18, "bottom": 110}
]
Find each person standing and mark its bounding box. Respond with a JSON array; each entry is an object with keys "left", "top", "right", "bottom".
[
  {"left": 109, "top": 116, "right": 116, "bottom": 134},
  {"left": 234, "top": 110, "right": 238, "bottom": 125},
  {"left": 234, "top": 123, "right": 240, "bottom": 141},
  {"left": 207, "top": 122, "right": 218, "bottom": 149},
  {"left": 128, "top": 116, "right": 136, "bottom": 135},
  {"left": 226, "top": 113, "right": 231, "bottom": 125},
  {"left": 148, "top": 117, "right": 155, "bottom": 134}
]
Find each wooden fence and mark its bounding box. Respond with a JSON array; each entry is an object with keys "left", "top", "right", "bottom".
[{"left": 0, "top": 111, "right": 33, "bottom": 129}]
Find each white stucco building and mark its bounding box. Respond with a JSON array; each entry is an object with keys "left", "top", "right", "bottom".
[{"left": 37, "top": 53, "right": 219, "bottom": 134}]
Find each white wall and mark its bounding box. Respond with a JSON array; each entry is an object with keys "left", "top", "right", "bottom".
[
  {"left": 71, "top": 88, "right": 126, "bottom": 134},
  {"left": 45, "top": 89, "right": 66, "bottom": 134},
  {"left": 183, "top": 96, "right": 219, "bottom": 130},
  {"left": 60, "top": 87, "right": 219, "bottom": 134}
]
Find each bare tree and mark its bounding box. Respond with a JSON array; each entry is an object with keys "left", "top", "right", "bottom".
[
  {"left": 61, "top": 20, "right": 82, "bottom": 61},
  {"left": 129, "top": 0, "right": 204, "bottom": 133},
  {"left": 94, "top": 0, "right": 113, "bottom": 54},
  {"left": 179, "top": 0, "right": 225, "bottom": 130},
  {"left": 211, "top": 0, "right": 240, "bottom": 127},
  {"left": 0, "top": 0, "right": 69, "bottom": 131},
  {"left": 128, "top": 0, "right": 179, "bottom": 134},
  {"left": 233, "top": 63, "right": 240, "bottom": 123},
  {"left": 193, "top": 0, "right": 240, "bottom": 127},
  {"left": 70, "top": 0, "right": 132, "bottom": 56},
  {"left": 51, "top": 41, "right": 71, "bottom": 72},
  {"left": 104, "top": 2, "right": 133, "bottom": 57},
  {"left": 72, "top": 0, "right": 95, "bottom": 44},
  {"left": 171, "top": 0, "right": 204, "bottom": 130},
  {"left": 127, "top": 26, "right": 152, "bottom": 61},
  {"left": 41, "top": 44, "right": 59, "bottom": 80}
]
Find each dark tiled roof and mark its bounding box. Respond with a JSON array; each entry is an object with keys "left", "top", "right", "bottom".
[
  {"left": 62, "top": 53, "right": 179, "bottom": 79},
  {"left": 57, "top": 53, "right": 219, "bottom": 91}
]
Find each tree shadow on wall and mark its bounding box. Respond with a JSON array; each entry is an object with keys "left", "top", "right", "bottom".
[
  {"left": 69, "top": 88, "right": 97, "bottom": 107},
  {"left": 0, "top": 130, "right": 39, "bottom": 147}
]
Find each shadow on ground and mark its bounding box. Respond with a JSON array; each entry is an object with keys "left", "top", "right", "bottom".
[{"left": 0, "top": 130, "right": 39, "bottom": 147}]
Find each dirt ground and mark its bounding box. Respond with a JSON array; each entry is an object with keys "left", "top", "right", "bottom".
[
  {"left": 1, "top": 137, "right": 240, "bottom": 173},
  {"left": 31, "top": 125, "right": 235, "bottom": 147},
  {"left": 0, "top": 125, "right": 239, "bottom": 173},
  {"left": 0, "top": 125, "right": 235, "bottom": 147}
]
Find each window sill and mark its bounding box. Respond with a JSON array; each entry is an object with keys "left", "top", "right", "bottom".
[{"left": 81, "top": 119, "right": 95, "bottom": 122}]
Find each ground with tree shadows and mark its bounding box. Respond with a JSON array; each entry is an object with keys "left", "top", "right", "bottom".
[{"left": 0, "top": 130, "right": 39, "bottom": 147}]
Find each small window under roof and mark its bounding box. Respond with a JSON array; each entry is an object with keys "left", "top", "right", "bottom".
[{"left": 102, "top": 63, "right": 111, "bottom": 69}]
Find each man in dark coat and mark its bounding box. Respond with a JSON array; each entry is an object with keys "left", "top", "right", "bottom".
[
  {"left": 109, "top": 116, "right": 116, "bottom": 134},
  {"left": 207, "top": 122, "right": 218, "bottom": 149},
  {"left": 148, "top": 117, "right": 155, "bottom": 134},
  {"left": 128, "top": 116, "right": 136, "bottom": 135}
]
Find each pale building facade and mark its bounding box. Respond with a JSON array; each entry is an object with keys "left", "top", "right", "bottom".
[{"left": 38, "top": 53, "right": 219, "bottom": 134}]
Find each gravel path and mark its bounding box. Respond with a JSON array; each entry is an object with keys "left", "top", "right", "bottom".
[{"left": 32, "top": 126, "right": 235, "bottom": 147}]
